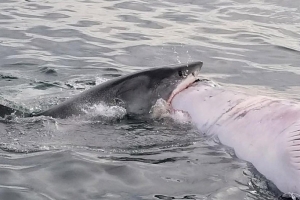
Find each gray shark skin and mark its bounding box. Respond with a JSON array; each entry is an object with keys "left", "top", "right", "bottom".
[
  {"left": 0, "top": 62, "right": 202, "bottom": 119},
  {"left": 38, "top": 61, "right": 202, "bottom": 118}
]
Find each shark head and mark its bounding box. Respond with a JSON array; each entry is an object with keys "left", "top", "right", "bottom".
[
  {"left": 114, "top": 61, "right": 203, "bottom": 116},
  {"left": 37, "top": 61, "right": 203, "bottom": 118}
]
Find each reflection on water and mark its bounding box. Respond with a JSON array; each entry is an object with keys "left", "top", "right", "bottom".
[{"left": 0, "top": 0, "right": 299, "bottom": 199}]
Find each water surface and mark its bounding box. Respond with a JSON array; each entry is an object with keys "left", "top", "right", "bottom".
[{"left": 0, "top": 0, "right": 299, "bottom": 199}]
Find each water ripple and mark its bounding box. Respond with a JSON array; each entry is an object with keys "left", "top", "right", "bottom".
[{"left": 0, "top": 0, "right": 299, "bottom": 199}]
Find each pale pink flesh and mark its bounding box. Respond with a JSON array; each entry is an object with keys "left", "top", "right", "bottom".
[
  {"left": 170, "top": 82, "right": 300, "bottom": 194},
  {"left": 167, "top": 74, "right": 197, "bottom": 104}
]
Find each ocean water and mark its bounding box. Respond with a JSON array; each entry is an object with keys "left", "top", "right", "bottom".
[{"left": 0, "top": 0, "right": 299, "bottom": 199}]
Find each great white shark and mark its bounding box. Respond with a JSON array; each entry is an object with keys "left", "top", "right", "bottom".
[
  {"left": 0, "top": 62, "right": 202, "bottom": 119},
  {"left": 170, "top": 78, "right": 300, "bottom": 197}
]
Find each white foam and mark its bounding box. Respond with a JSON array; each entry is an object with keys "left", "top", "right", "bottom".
[
  {"left": 82, "top": 103, "right": 126, "bottom": 119},
  {"left": 150, "top": 99, "right": 191, "bottom": 124},
  {"left": 149, "top": 98, "right": 171, "bottom": 119},
  {"left": 95, "top": 77, "right": 109, "bottom": 85}
]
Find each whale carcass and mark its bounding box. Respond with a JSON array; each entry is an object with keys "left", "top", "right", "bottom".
[{"left": 170, "top": 80, "right": 300, "bottom": 194}]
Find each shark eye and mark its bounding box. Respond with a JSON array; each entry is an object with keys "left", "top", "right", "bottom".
[{"left": 178, "top": 70, "right": 183, "bottom": 77}]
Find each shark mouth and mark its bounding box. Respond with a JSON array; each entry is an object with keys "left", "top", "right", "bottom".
[{"left": 167, "top": 72, "right": 200, "bottom": 105}]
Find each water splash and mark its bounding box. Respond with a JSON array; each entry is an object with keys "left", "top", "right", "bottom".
[
  {"left": 150, "top": 98, "right": 190, "bottom": 124},
  {"left": 82, "top": 103, "right": 127, "bottom": 119}
]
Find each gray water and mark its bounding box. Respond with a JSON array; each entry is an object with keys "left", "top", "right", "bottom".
[{"left": 0, "top": 0, "right": 299, "bottom": 199}]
